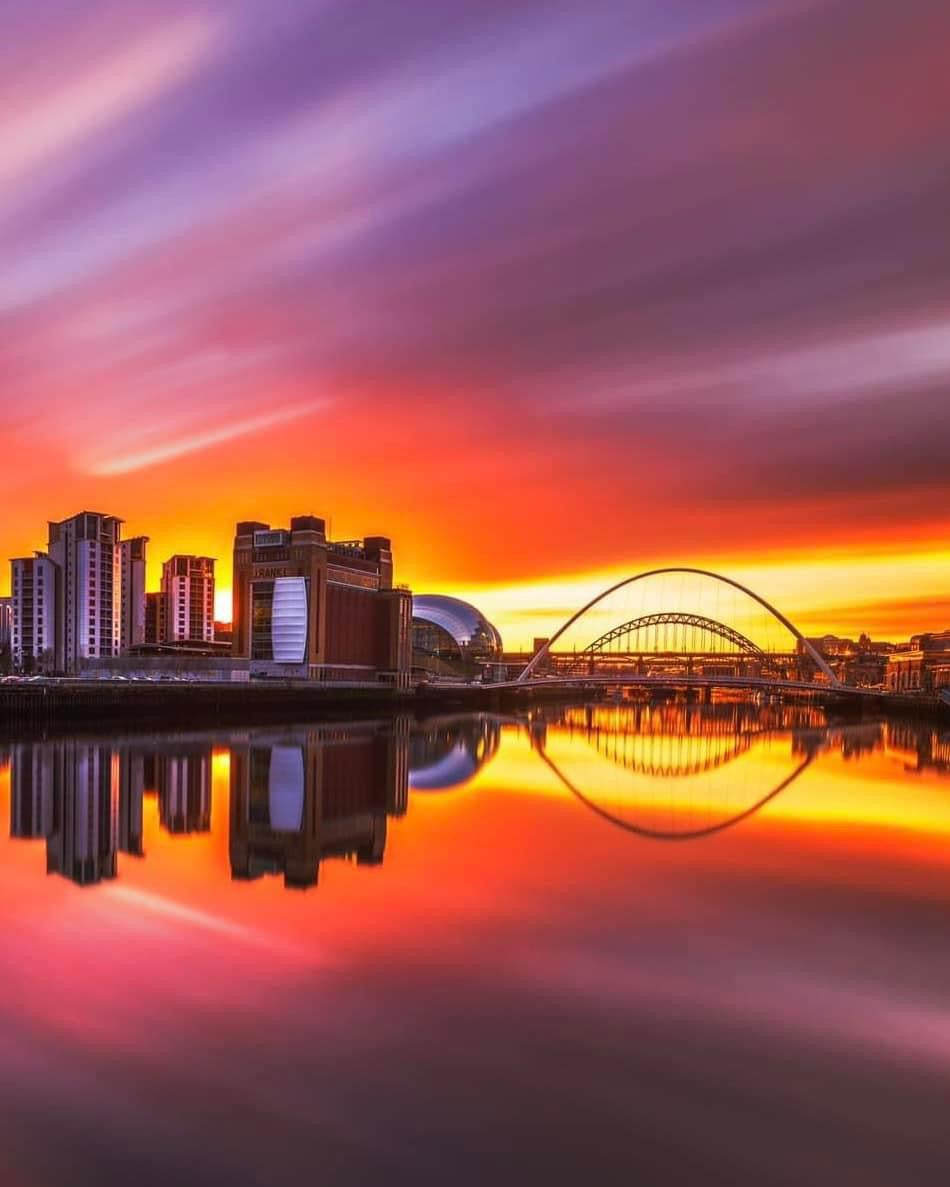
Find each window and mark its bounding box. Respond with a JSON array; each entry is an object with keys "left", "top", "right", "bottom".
[{"left": 251, "top": 582, "right": 275, "bottom": 659}]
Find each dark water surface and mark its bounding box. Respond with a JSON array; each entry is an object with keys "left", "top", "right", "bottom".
[{"left": 1, "top": 701, "right": 949, "bottom": 1185}]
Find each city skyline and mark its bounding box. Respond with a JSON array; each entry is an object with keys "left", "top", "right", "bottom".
[
  {"left": 2, "top": 0, "right": 949, "bottom": 650},
  {"left": 5, "top": 501, "right": 949, "bottom": 658}
]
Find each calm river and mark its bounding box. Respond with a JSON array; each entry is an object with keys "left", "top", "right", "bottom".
[{"left": 1, "top": 701, "right": 948, "bottom": 1185}]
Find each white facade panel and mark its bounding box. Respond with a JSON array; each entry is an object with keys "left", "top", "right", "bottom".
[{"left": 271, "top": 577, "right": 309, "bottom": 663}]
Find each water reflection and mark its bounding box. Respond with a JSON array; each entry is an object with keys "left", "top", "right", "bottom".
[
  {"left": 11, "top": 742, "right": 123, "bottom": 885},
  {"left": 156, "top": 745, "right": 213, "bottom": 836},
  {"left": 229, "top": 722, "right": 409, "bottom": 889},
  {"left": 528, "top": 703, "right": 899, "bottom": 839},
  {"left": 2, "top": 704, "right": 950, "bottom": 1184},
  {"left": 409, "top": 714, "right": 501, "bottom": 791},
  {"left": 885, "top": 721, "right": 950, "bottom": 774},
  {"left": 6, "top": 705, "right": 950, "bottom": 891},
  {"left": 9, "top": 722, "right": 413, "bottom": 890},
  {"left": 529, "top": 703, "right": 820, "bottom": 839}
]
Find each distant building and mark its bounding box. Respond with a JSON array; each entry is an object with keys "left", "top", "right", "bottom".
[
  {"left": 411, "top": 594, "right": 503, "bottom": 678},
  {"left": 119, "top": 536, "right": 149, "bottom": 651},
  {"left": 9, "top": 553, "right": 58, "bottom": 672},
  {"left": 806, "top": 634, "right": 856, "bottom": 658},
  {"left": 805, "top": 633, "right": 896, "bottom": 688},
  {"left": 0, "top": 595, "right": 13, "bottom": 669},
  {"left": 48, "top": 511, "right": 123, "bottom": 670},
  {"left": 161, "top": 555, "right": 215, "bottom": 644},
  {"left": 231, "top": 516, "right": 411, "bottom": 685},
  {"left": 885, "top": 631, "right": 950, "bottom": 693},
  {"left": 9, "top": 511, "right": 157, "bottom": 672},
  {"left": 145, "top": 591, "right": 164, "bottom": 645}
]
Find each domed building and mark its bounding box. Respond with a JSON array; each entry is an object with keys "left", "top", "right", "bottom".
[{"left": 411, "top": 594, "right": 503, "bottom": 679}]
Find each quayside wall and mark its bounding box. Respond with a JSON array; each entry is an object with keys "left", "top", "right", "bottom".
[{"left": 0, "top": 680, "right": 946, "bottom": 737}]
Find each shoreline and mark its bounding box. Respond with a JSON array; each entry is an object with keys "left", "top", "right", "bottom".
[{"left": 0, "top": 679, "right": 947, "bottom": 739}]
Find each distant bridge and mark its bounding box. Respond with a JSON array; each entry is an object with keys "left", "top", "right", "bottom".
[
  {"left": 494, "top": 673, "right": 857, "bottom": 695},
  {"left": 583, "top": 611, "right": 768, "bottom": 661},
  {"left": 515, "top": 567, "right": 841, "bottom": 691}
]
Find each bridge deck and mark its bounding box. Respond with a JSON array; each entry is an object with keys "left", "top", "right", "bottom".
[{"left": 487, "top": 673, "right": 855, "bottom": 694}]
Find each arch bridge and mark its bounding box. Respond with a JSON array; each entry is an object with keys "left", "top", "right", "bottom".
[{"left": 517, "top": 567, "right": 841, "bottom": 690}]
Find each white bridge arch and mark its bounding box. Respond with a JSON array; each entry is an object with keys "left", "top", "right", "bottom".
[{"left": 517, "top": 567, "right": 839, "bottom": 686}]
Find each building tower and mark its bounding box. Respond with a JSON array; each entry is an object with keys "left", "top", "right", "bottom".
[
  {"left": 9, "top": 553, "right": 59, "bottom": 672},
  {"left": 145, "top": 591, "right": 165, "bottom": 645},
  {"left": 0, "top": 595, "right": 12, "bottom": 657},
  {"left": 119, "top": 536, "right": 149, "bottom": 652},
  {"left": 161, "top": 556, "right": 215, "bottom": 644},
  {"left": 47, "top": 511, "right": 122, "bottom": 672}
]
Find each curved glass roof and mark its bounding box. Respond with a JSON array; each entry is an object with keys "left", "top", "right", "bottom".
[{"left": 411, "top": 594, "right": 503, "bottom": 654}]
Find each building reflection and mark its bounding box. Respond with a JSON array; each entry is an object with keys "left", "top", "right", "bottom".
[
  {"left": 8, "top": 723, "right": 412, "bottom": 891},
  {"left": 118, "top": 750, "right": 146, "bottom": 856},
  {"left": 409, "top": 714, "right": 501, "bottom": 791},
  {"left": 884, "top": 722, "right": 950, "bottom": 775},
  {"left": 229, "top": 721, "right": 409, "bottom": 889},
  {"left": 156, "top": 744, "right": 212, "bottom": 835},
  {"left": 5, "top": 708, "right": 950, "bottom": 888},
  {"left": 10, "top": 742, "right": 54, "bottom": 839},
  {"left": 45, "top": 743, "right": 119, "bottom": 887},
  {"left": 10, "top": 740, "right": 149, "bottom": 885}
]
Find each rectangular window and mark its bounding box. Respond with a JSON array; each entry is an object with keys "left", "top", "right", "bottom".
[{"left": 251, "top": 582, "right": 275, "bottom": 660}]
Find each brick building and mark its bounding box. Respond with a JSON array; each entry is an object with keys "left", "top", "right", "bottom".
[
  {"left": 885, "top": 631, "right": 950, "bottom": 693},
  {"left": 231, "top": 515, "right": 411, "bottom": 685}
]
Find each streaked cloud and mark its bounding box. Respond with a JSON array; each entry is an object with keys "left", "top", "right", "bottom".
[
  {"left": 84, "top": 400, "right": 326, "bottom": 476},
  {"left": 0, "top": 12, "right": 223, "bottom": 203},
  {"left": 0, "top": 0, "right": 947, "bottom": 633}
]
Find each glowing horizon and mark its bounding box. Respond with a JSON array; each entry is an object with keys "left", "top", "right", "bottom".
[{"left": 6, "top": 509, "right": 950, "bottom": 651}]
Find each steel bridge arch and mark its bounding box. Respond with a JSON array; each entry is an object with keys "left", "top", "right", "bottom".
[
  {"left": 517, "top": 567, "right": 839, "bottom": 685},
  {"left": 583, "top": 611, "right": 766, "bottom": 658}
]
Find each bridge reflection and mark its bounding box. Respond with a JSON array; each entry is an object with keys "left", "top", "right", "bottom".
[{"left": 530, "top": 703, "right": 831, "bottom": 840}]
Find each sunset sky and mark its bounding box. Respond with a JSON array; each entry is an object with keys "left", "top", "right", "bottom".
[{"left": 2, "top": 0, "right": 949, "bottom": 647}]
